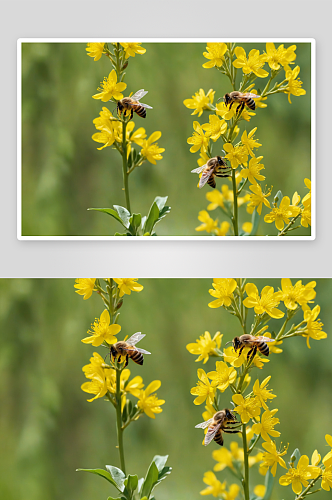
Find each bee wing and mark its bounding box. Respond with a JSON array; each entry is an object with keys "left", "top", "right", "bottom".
[
  {"left": 131, "top": 89, "right": 148, "bottom": 101},
  {"left": 125, "top": 332, "right": 146, "bottom": 346},
  {"left": 195, "top": 418, "right": 213, "bottom": 429},
  {"left": 199, "top": 168, "right": 214, "bottom": 188},
  {"left": 204, "top": 422, "right": 223, "bottom": 446},
  {"left": 138, "top": 102, "right": 153, "bottom": 109},
  {"left": 256, "top": 336, "right": 275, "bottom": 342},
  {"left": 246, "top": 93, "right": 261, "bottom": 99},
  {"left": 135, "top": 347, "right": 151, "bottom": 355},
  {"left": 191, "top": 164, "right": 206, "bottom": 174}
]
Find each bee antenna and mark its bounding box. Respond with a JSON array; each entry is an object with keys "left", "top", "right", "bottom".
[
  {"left": 225, "top": 341, "right": 233, "bottom": 346},
  {"left": 217, "top": 96, "right": 223, "bottom": 102}
]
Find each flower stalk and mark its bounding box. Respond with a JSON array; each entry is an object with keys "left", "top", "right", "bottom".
[{"left": 115, "top": 365, "right": 126, "bottom": 474}]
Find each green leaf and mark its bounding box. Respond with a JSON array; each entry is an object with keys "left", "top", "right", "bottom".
[
  {"left": 138, "top": 478, "right": 144, "bottom": 493},
  {"left": 76, "top": 468, "right": 120, "bottom": 490},
  {"left": 124, "top": 474, "right": 138, "bottom": 494},
  {"left": 262, "top": 469, "right": 274, "bottom": 500},
  {"left": 113, "top": 205, "right": 131, "bottom": 228},
  {"left": 153, "top": 455, "right": 168, "bottom": 473},
  {"left": 105, "top": 465, "right": 126, "bottom": 492},
  {"left": 289, "top": 448, "right": 301, "bottom": 468},
  {"left": 156, "top": 205, "right": 171, "bottom": 224},
  {"left": 274, "top": 190, "right": 283, "bottom": 207},
  {"left": 250, "top": 208, "right": 260, "bottom": 236},
  {"left": 143, "top": 202, "right": 160, "bottom": 235},
  {"left": 88, "top": 208, "right": 126, "bottom": 228},
  {"left": 140, "top": 461, "right": 159, "bottom": 499},
  {"left": 128, "top": 213, "right": 142, "bottom": 235},
  {"left": 114, "top": 232, "right": 129, "bottom": 236},
  {"left": 107, "top": 497, "right": 127, "bottom": 500},
  {"left": 154, "top": 196, "right": 168, "bottom": 211}
]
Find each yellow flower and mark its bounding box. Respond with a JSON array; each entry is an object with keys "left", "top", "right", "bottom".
[
  {"left": 74, "top": 278, "right": 96, "bottom": 300},
  {"left": 186, "top": 331, "right": 222, "bottom": 364},
  {"left": 130, "top": 126, "right": 147, "bottom": 146},
  {"left": 260, "top": 441, "right": 288, "bottom": 477},
  {"left": 241, "top": 156, "right": 265, "bottom": 184},
  {"left": 82, "top": 352, "right": 106, "bottom": 379},
  {"left": 202, "top": 115, "right": 227, "bottom": 141},
  {"left": 264, "top": 196, "right": 301, "bottom": 231},
  {"left": 241, "top": 128, "right": 262, "bottom": 157},
  {"left": 136, "top": 380, "right": 165, "bottom": 419},
  {"left": 213, "top": 447, "right": 234, "bottom": 471},
  {"left": 223, "top": 143, "right": 248, "bottom": 169},
  {"left": 139, "top": 131, "right": 165, "bottom": 164},
  {"left": 253, "top": 376, "right": 277, "bottom": 410},
  {"left": 207, "top": 361, "right": 237, "bottom": 392},
  {"left": 200, "top": 472, "right": 226, "bottom": 497},
  {"left": 232, "top": 394, "right": 261, "bottom": 424},
  {"left": 203, "top": 43, "right": 227, "bottom": 68},
  {"left": 223, "top": 346, "right": 246, "bottom": 367},
  {"left": 243, "top": 283, "right": 284, "bottom": 319},
  {"left": 92, "top": 129, "right": 116, "bottom": 150},
  {"left": 215, "top": 101, "right": 236, "bottom": 121},
  {"left": 242, "top": 222, "right": 253, "bottom": 234},
  {"left": 208, "top": 278, "right": 237, "bottom": 308},
  {"left": 187, "top": 122, "right": 209, "bottom": 153},
  {"left": 233, "top": 47, "right": 268, "bottom": 78},
  {"left": 254, "top": 484, "right": 266, "bottom": 498},
  {"left": 278, "top": 278, "right": 316, "bottom": 310},
  {"left": 252, "top": 409, "right": 280, "bottom": 442},
  {"left": 264, "top": 43, "right": 296, "bottom": 70},
  {"left": 206, "top": 189, "right": 225, "bottom": 210},
  {"left": 183, "top": 89, "right": 215, "bottom": 117},
  {"left": 279, "top": 455, "right": 321, "bottom": 494},
  {"left": 215, "top": 221, "right": 231, "bottom": 236},
  {"left": 224, "top": 484, "right": 241, "bottom": 500},
  {"left": 302, "top": 305, "right": 327, "bottom": 348},
  {"left": 81, "top": 310, "right": 121, "bottom": 346},
  {"left": 323, "top": 434, "right": 332, "bottom": 463},
  {"left": 321, "top": 454, "right": 332, "bottom": 491},
  {"left": 191, "top": 369, "right": 216, "bottom": 405},
  {"left": 81, "top": 373, "right": 108, "bottom": 402},
  {"left": 105, "top": 368, "right": 143, "bottom": 410},
  {"left": 113, "top": 278, "right": 143, "bottom": 297},
  {"left": 252, "top": 354, "right": 270, "bottom": 369},
  {"left": 284, "top": 65, "right": 306, "bottom": 103},
  {"left": 120, "top": 42, "right": 146, "bottom": 59},
  {"left": 247, "top": 184, "right": 271, "bottom": 215},
  {"left": 196, "top": 211, "right": 219, "bottom": 233},
  {"left": 92, "top": 69, "right": 127, "bottom": 102},
  {"left": 93, "top": 107, "right": 116, "bottom": 134},
  {"left": 86, "top": 42, "right": 105, "bottom": 61}
]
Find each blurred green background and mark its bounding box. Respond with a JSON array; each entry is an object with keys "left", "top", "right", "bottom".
[
  {"left": 0, "top": 278, "right": 330, "bottom": 500},
  {"left": 21, "top": 42, "right": 311, "bottom": 236}
]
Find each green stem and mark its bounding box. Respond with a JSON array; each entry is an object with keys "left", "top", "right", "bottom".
[
  {"left": 231, "top": 169, "right": 238, "bottom": 236},
  {"left": 115, "top": 367, "right": 126, "bottom": 474},
  {"left": 242, "top": 423, "right": 250, "bottom": 500},
  {"left": 248, "top": 434, "right": 260, "bottom": 454},
  {"left": 121, "top": 120, "right": 131, "bottom": 213},
  {"left": 278, "top": 213, "right": 301, "bottom": 236},
  {"left": 295, "top": 476, "right": 321, "bottom": 500}
]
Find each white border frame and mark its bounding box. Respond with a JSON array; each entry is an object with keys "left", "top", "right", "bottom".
[{"left": 17, "top": 38, "right": 316, "bottom": 241}]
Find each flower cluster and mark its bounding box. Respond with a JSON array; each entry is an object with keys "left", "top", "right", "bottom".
[
  {"left": 184, "top": 42, "right": 310, "bottom": 237},
  {"left": 187, "top": 279, "right": 328, "bottom": 500}
]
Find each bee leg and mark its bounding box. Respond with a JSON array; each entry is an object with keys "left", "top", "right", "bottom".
[
  {"left": 124, "top": 355, "right": 129, "bottom": 368},
  {"left": 229, "top": 102, "right": 234, "bottom": 110},
  {"left": 130, "top": 109, "right": 134, "bottom": 120},
  {"left": 223, "top": 428, "right": 241, "bottom": 434},
  {"left": 248, "top": 346, "right": 257, "bottom": 364},
  {"left": 238, "top": 345, "right": 245, "bottom": 356},
  {"left": 118, "top": 354, "right": 122, "bottom": 363}
]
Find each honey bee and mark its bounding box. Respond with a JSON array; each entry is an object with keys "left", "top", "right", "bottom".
[
  {"left": 191, "top": 155, "right": 231, "bottom": 189},
  {"left": 110, "top": 332, "right": 151, "bottom": 367},
  {"left": 226, "top": 334, "right": 274, "bottom": 363},
  {"left": 222, "top": 91, "right": 261, "bottom": 114},
  {"left": 195, "top": 409, "right": 239, "bottom": 446},
  {"left": 117, "top": 89, "right": 153, "bottom": 120}
]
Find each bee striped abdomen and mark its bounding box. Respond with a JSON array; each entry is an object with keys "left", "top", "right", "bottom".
[
  {"left": 213, "top": 430, "right": 224, "bottom": 446},
  {"left": 134, "top": 105, "right": 146, "bottom": 118},
  {"left": 130, "top": 350, "right": 144, "bottom": 365},
  {"left": 207, "top": 175, "right": 216, "bottom": 188},
  {"left": 257, "top": 341, "right": 269, "bottom": 356},
  {"left": 246, "top": 98, "right": 256, "bottom": 110}
]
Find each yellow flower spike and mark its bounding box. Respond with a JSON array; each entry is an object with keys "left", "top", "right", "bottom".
[
  {"left": 119, "top": 42, "right": 146, "bottom": 59},
  {"left": 232, "top": 394, "right": 261, "bottom": 424},
  {"left": 74, "top": 278, "right": 96, "bottom": 300},
  {"left": 253, "top": 377, "right": 277, "bottom": 409},
  {"left": 247, "top": 184, "right": 271, "bottom": 215},
  {"left": 252, "top": 409, "right": 280, "bottom": 442},
  {"left": 233, "top": 47, "right": 268, "bottom": 78},
  {"left": 202, "top": 43, "right": 228, "bottom": 69},
  {"left": 86, "top": 42, "right": 105, "bottom": 61},
  {"left": 136, "top": 380, "right": 165, "bottom": 419},
  {"left": 196, "top": 211, "right": 219, "bottom": 233},
  {"left": 284, "top": 65, "right": 306, "bottom": 103},
  {"left": 200, "top": 472, "right": 227, "bottom": 497},
  {"left": 190, "top": 369, "right": 216, "bottom": 405},
  {"left": 243, "top": 283, "right": 284, "bottom": 319},
  {"left": 279, "top": 455, "right": 321, "bottom": 494},
  {"left": 82, "top": 310, "right": 121, "bottom": 346},
  {"left": 264, "top": 196, "right": 301, "bottom": 231},
  {"left": 184, "top": 89, "right": 215, "bottom": 117},
  {"left": 208, "top": 278, "right": 237, "bottom": 308},
  {"left": 207, "top": 361, "right": 237, "bottom": 392},
  {"left": 187, "top": 122, "right": 209, "bottom": 154},
  {"left": 93, "top": 69, "right": 127, "bottom": 102},
  {"left": 302, "top": 305, "right": 327, "bottom": 348},
  {"left": 113, "top": 278, "right": 143, "bottom": 297},
  {"left": 260, "top": 441, "right": 288, "bottom": 477},
  {"left": 186, "top": 331, "right": 223, "bottom": 364}
]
